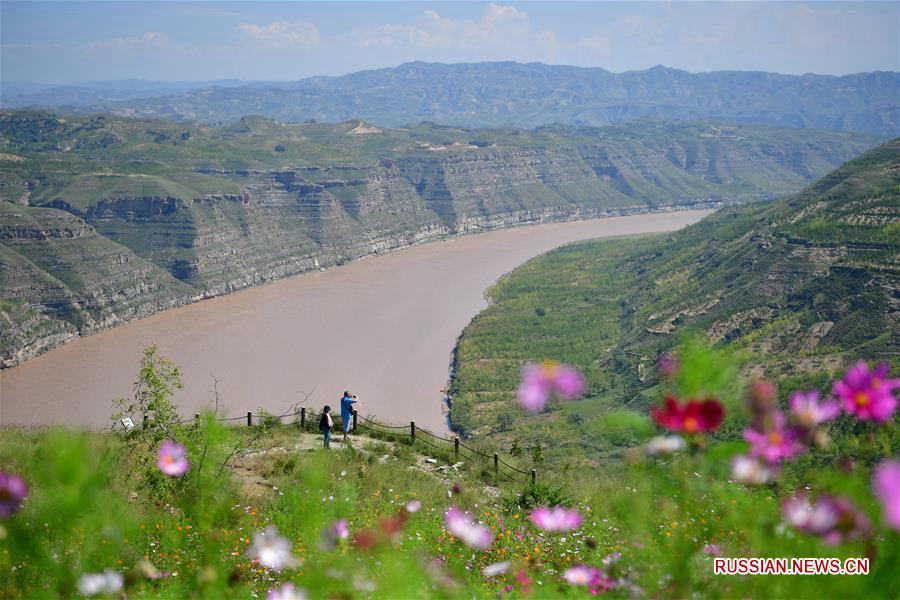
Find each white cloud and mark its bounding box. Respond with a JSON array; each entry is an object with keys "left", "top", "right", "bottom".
[
  {"left": 85, "top": 32, "right": 169, "bottom": 51},
  {"left": 236, "top": 20, "right": 320, "bottom": 48},
  {"left": 349, "top": 3, "right": 555, "bottom": 53}
]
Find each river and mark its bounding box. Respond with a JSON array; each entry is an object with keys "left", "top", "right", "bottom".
[{"left": 0, "top": 211, "right": 712, "bottom": 431}]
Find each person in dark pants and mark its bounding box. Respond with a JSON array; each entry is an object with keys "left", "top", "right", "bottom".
[
  {"left": 319, "top": 405, "right": 333, "bottom": 449},
  {"left": 340, "top": 391, "right": 357, "bottom": 442}
]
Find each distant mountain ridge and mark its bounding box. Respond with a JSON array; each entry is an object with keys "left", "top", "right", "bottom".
[{"left": 4, "top": 62, "right": 898, "bottom": 135}]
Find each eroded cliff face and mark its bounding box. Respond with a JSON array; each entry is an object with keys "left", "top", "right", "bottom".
[{"left": 0, "top": 123, "right": 878, "bottom": 367}]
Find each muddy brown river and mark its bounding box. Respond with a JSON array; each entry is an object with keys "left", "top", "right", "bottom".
[{"left": 0, "top": 211, "right": 711, "bottom": 432}]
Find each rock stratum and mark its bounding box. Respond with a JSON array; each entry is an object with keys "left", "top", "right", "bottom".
[{"left": 0, "top": 112, "right": 883, "bottom": 367}]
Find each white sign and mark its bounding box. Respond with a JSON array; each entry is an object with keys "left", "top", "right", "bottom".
[{"left": 121, "top": 417, "right": 135, "bottom": 431}]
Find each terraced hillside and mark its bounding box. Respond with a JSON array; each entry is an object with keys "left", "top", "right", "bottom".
[
  {"left": 449, "top": 140, "right": 899, "bottom": 463},
  {"left": 0, "top": 112, "right": 881, "bottom": 366}
]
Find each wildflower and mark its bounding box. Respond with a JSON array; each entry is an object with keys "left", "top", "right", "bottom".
[
  {"left": 563, "top": 565, "right": 603, "bottom": 586},
  {"left": 730, "top": 455, "right": 776, "bottom": 485},
  {"left": 157, "top": 440, "right": 190, "bottom": 477},
  {"left": 517, "top": 361, "right": 585, "bottom": 412},
  {"left": 657, "top": 353, "right": 679, "bottom": 377},
  {"left": 833, "top": 361, "right": 899, "bottom": 422},
  {"left": 267, "top": 583, "right": 307, "bottom": 600},
  {"left": 645, "top": 435, "right": 686, "bottom": 456},
  {"left": 246, "top": 526, "right": 299, "bottom": 571},
  {"left": 320, "top": 519, "right": 349, "bottom": 550},
  {"left": 77, "top": 570, "right": 124, "bottom": 597},
  {"left": 743, "top": 411, "right": 803, "bottom": 464},
  {"left": 405, "top": 500, "right": 422, "bottom": 513},
  {"left": 137, "top": 559, "right": 169, "bottom": 580},
  {"left": 0, "top": 472, "right": 28, "bottom": 518},
  {"left": 782, "top": 495, "right": 870, "bottom": 544},
  {"left": 873, "top": 460, "right": 900, "bottom": 530},
  {"left": 483, "top": 561, "right": 511, "bottom": 577},
  {"left": 601, "top": 552, "right": 621, "bottom": 566},
  {"left": 789, "top": 390, "right": 840, "bottom": 428},
  {"left": 701, "top": 544, "right": 721, "bottom": 556},
  {"left": 445, "top": 507, "right": 493, "bottom": 549},
  {"left": 651, "top": 395, "right": 724, "bottom": 433},
  {"left": 530, "top": 506, "right": 582, "bottom": 532}
]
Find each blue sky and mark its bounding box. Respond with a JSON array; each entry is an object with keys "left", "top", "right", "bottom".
[{"left": 2, "top": 1, "right": 898, "bottom": 83}]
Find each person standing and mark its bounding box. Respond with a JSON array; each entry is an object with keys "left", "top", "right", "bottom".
[
  {"left": 340, "top": 391, "right": 357, "bottom": 442},
  {"left": 319, "top": 405, "right": 333, "bottom": 449}
]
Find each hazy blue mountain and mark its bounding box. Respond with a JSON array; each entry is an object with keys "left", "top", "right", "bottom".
[{"left": 8, "top": 62, "right": 897, "bottom": 135}]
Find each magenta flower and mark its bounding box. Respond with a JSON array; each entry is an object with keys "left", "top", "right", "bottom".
[
  {"left": 743, "top": 411, "right": 803, "bottom": 464},
  {"left": 320, "top": 519, "right": 349, "bottom": 550},
  {"left": 156, "top": 440, "right": 189, "bottom": 477},
  {"left": 789, "top": 390, "right": 840, "bottom": 428},
  {"left": 529, "top": 506, "right": 582, "bottom": 532},
  {"left": 444, "top": 506, "right": 493, "bottom": 549},
  {"left": 517, "top": 361, "right": 585, "bottom": 413},
  {"left": 702, "top": 544, "right": 722, "bottom": 556},
  {"left": 0, "top": 472, "right": 28, "bottom": 518},
  {"left": 873, "top": 460, "right": 900, "bottom": 530},
  {"left": 267, "top": 583, "right": 307, "bottom": 600},
  {"left": 405, "top": 500, "right": 422, "bottom": 513},
  {"left": 833, "top": 361, "right": 899, "bottom": 422}
]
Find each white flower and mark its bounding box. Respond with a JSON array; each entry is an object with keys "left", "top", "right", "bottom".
[
  {"left": 77, "top": 570, "right": 123, "bottom": 597},
  {"left": 247, "top": 526, "right": 299, "bottom": 571},
  {"left": 483, "top": 561, "right": 510, "bottom": 577},
  {"left": 645, "top": 435, "right": 686, "bottom": 456},
  {"left": 267, "top": 582, "right": 307, "bottom": 600},
  {"left": 731, "top": 454, "right": 776, "bottom": 485}
]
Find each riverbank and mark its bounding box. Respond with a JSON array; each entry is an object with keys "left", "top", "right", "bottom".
[{"left": 0, "top": 209, "right": 713, "bottom": 430}]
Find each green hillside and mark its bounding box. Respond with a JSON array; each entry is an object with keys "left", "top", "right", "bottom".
[
  {"left": 449, "top": 140, "right": 900, "bottom": 462},
  {"left": 1, "top": 111, "right": 879, "bottom": 367}
]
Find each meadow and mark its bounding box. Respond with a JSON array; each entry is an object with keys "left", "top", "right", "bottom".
[{"left": 1, "top": 341, "right": 897, "bottom": 598}]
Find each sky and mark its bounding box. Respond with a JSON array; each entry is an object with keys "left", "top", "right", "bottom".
[{"left": 2, "top": 1, "right": 898, "bottom": 84}]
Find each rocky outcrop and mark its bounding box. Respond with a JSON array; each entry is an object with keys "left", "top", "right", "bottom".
[{"left": 0, "top": 120, "right": 881, "bottom": 368}]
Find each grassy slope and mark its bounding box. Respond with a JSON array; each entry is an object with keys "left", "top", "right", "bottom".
[{"left": 449, "top": 140, "right": 900, "bottom": 463}]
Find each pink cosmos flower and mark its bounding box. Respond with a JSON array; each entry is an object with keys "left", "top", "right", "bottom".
[
  {"left": 563, "top": 565, "right": 607, "bottom": 586},
  {"left": 743, "top": 411, "right": 804, "bottom": 464},
  {"left": 0, "top": 472, "right": 28, "bottom": 518},
  {"left": 267, "top": 583, "right": 307, "bottom": 600},
  {"left": 405, "top": 500, "right": 422, "bottom": 513},
  {"left": 156, "top": 440, "right": 190, "bottom": 477},
  {"left": 702, "top": 544, "right": 721, "bottom": 556},
  {"left": 320, "top": 519, "right": 349, "bottom": 550},
  {"left": 444, "top": 506, "right": 493, "bottom": 549},
  {"left": 529, "top": 506, "right": 582, "bottom": 532},
  {"left": 833, "top": 361, "right": 899, "bottom": 422},
  {"left": 873, "top": 460, "right": 900, "bottom": 530},
  {"left": 782, "top": 494, "right": 870, "bottom": 545},
  {"left": 789, "top": 390, "right": 840, "bottom": 428},
  {"left": 517, "top": 361, "right": 585, "bottom": 412},
  {"left": 657, "top": 353, "right": 679, "bottom": 378}
]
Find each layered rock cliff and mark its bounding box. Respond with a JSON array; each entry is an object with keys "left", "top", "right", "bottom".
[{"left": 0, "top": 113, "right": 882, "bottom": 367}]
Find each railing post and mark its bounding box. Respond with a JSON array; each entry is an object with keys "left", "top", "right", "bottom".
[
  {"left": 194, "top": 413, "right": 200, "bottom": 425},
  {"left": 300, "top": 407, "right": 306, "bottom": 429},
  {"left": 454, "top": 436, "right": 460, "bottom": 459},
  {"left": 353, "top": 409, "right": 358, "bottom": 432},
  {"left": 494, "top": 453, "right": 499, "bottom": 477},
  {"left": 247, "top": 411, "right": 252, "bottom": 427},
  {"left": 410, "top": 421, "right": 416, "bottom": 441},
  {"left": 143, "top": 414, "right": 148, "bottom": 430},
  {"left": 531, "top": 469, "right": 536, "bottom": 486}
]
